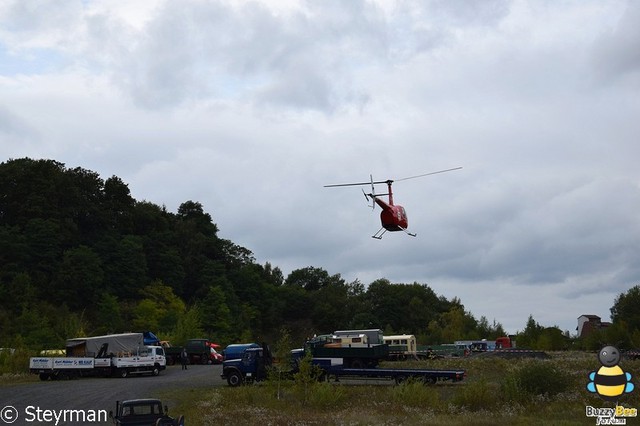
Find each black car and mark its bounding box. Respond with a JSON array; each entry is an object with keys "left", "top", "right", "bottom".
[{"left": 109, "top": 399, "right": 184, "bottom": 426}]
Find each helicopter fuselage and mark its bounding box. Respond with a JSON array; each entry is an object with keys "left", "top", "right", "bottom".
[{"left": 373, "top": 197, "right": 409, "bottom": 231}]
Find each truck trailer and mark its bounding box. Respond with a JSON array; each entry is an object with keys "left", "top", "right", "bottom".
[
  {"left": 221, "top": 344, "right": 465, "bottom": 387},
  {"left": 163, "top": 339, "right": 223, "bottom": 365},
  {"left": 30, "top": 333, "right": 166, "bottom": 380}
]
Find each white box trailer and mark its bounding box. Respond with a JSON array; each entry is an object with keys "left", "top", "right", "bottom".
[
  {"left": 66, "top": 332, "right": 145, "bottom": 357},
  {"left": 30, "top": 346, "right": 166, "bottom": 380}
]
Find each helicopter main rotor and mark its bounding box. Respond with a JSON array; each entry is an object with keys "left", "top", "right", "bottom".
[{"left": 323, "top": 167, "right": 462, "bottom": 188}]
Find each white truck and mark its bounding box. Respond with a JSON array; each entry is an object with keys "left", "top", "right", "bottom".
[{"left": 30, "top": 333, "right": 166, "bottom": 380}]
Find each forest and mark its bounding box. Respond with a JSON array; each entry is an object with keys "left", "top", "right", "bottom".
[{"left": 1, "top": 158, "right": 638, "bottom": 352}]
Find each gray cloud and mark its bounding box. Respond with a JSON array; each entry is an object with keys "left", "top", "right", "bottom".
[
  {"left": 592, "top": 1, "right": 640, "bottom": 83},
  {"left": 1, "top": 0, "right": 639, "bottom": 333}
]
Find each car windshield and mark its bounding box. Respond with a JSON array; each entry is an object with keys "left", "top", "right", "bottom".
[{"left": 126, "top": 403, "right": 161, "bottom": 416}]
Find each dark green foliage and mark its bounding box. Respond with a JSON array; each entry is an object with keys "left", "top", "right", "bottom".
[
  {"left": 502, "top": 361, "right": 571, "bottom": 399},
  {"left": 0, "top": 158, "right": 500, "bottom": 348},
  {"left": 451, "top": 378, "right": 499, "bottom": 410},
  {"left": 4, "top": 158, "right": 636, "bottom": 353},
  {"left": 55, "top": 245, "right": 104, "bottom": 310},
  {"left": 611, "top": 285, "right": 640, "bottom": 333}
]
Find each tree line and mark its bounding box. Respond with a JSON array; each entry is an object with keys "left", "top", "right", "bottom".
[{"left": 0, "top": 158, "right": 637, "bottom": 352}]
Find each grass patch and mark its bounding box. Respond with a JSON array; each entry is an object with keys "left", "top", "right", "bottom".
[
  {"left": 6, "top": 350, "right": 638, "bottom": 424},
  {"left": 391, "top": 379, "right": 440, "bottom": 408},
  {"left": 159, "top": 351, "right": 640, "bottom": 425}
]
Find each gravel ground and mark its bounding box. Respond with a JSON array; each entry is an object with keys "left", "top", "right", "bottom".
[{"left": 0, "top": 364, "right": 223, "bottom": 425}]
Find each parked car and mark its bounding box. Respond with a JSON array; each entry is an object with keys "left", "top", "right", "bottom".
[{"left": 109, "top": 399, "right": 184, "bottom": 426}]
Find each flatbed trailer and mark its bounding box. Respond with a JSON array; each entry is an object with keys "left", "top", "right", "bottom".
[
  {"left": 316, "top": 361, "right": 466, "bottom": 384},
  {"left": 222, "top": 346, "right": 466, "bottom": 387}
]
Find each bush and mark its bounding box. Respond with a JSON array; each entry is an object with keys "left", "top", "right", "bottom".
[
  {"left": 0, "top": 348, "right": 32, "bottom": 375},
  {"left": 391, "top": 380, "right": 440, "bottom": 408},
  {"left": 451, "top": 378, "right": 499, "bottom": 411},
  {"left": 502, "top": 361, "right": 571, "bottom": 399},
  {"left": 308, "top": 382, "right": 346, "bottom": 408}
]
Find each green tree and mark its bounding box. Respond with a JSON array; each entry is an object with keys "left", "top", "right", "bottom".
[
  {"left": 312, "top": 282, "right": 350, "bottom": 332},
  {"left": 611, "top": 285, "right": 640, "bottom": 332},
  {"left": 103, "top": 176, "right": 135, "bottom": 233},
  {"left": 15, "top": 305, "right": 59, "bottom": 349},
  {"left": 518, "top": 315, "right": 544, "bottom": 349},
  {"left": 98, "top": 235, "right": 148, "bottom": 299},
  {"left": 55, "top": 245, "right": 104, "bottom": 310},
  {"left": 2, "top": 272, "right": 36, "bottom": 312},
  {"left": 94, "top": 294, "right": 125, "bottom": 334},
  {"left": 537, "top": 327, "right": 567, "bottom": 350},
  {"left": 285, "top": 267, "right": 342, "bottom": 291},
  {"left": 426, "top": 320, "right": 443, "bottom": 344},
  {"left": 439, "top": 306, "right": 467, "bottom": 343},
  {"left": 24, "top": 218, "right": 63, "bottom": 283},
  {"left": 604, "top": 321, "right": 632, "bottom": 349},
  {"left": 177, "top": 200, "right": 219, "bottom": 239},
  {"left": 170, "top": 305, "right": 204, "bottom": 346},
  {"left": 133, "top": 281, "right": 186, "bottom": 332},
  {"left": 201, "top": 285, "right": 233, "bottom": 339}
]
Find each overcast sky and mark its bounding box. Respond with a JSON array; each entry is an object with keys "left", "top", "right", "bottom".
[{"left": 1, "top": 0, "right": 639, "bottom": 335}]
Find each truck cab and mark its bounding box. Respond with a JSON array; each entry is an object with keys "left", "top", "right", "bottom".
[
  {"left": 110, "top": 345, "right": 166, "bottom": 378},
  {"left": 221, "top": 345, "right": 272, "bottom": 386}
]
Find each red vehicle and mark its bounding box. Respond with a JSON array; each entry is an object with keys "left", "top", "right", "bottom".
[
  {"left": 209, "top": 345, "right": 223, "bottom": 364},
  {"left": 495, "top": 336, "right": 515, "bottom": 349},
  {"left": 162, "top": 339, "right": 223, "bottom": 365},
  {"left": 325, "top": 167, "right": 461, "bottom": 239}
]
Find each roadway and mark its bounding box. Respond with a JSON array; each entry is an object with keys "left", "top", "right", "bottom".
[{"left": 0, "top": 364, "right": 223, "bottom": 425}]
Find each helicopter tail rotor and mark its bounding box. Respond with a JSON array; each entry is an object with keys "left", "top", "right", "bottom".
[
  {"left": 362, "top": 188, "right": 370, "bottom": 203},
  {"left": 367, "top": 174, "right": 376, "bottom": 209}
]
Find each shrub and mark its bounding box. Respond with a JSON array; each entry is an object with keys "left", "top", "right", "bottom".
[
  {"left": 0, "top": 348, "right": 32, "bottom": 375},
  {"left": 451, "top": 378, "right": 499, "bottom": 411},
  {"left": 308, "top": 382, "right": 346, "bottom": 408},
  {"left": 391, "top": 380, "right": 440, "bottom": 408},
  {"left": 503, "top": 361, "right": 571, "bottom": 399},
  {"left": 293, "top": 351, "right": 323, "bottom": 404}
]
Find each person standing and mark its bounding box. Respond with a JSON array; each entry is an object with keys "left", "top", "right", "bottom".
[{"left": 181, "top": 348, "right": 188, "bottom": 370}]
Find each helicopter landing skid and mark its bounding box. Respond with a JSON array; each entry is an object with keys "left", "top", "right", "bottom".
[
  {"left": 372, "top": 226, "right": 416, "bottom": 239},
  {"left": 372, "top": 227, "right": 387, "bottom": 239}
]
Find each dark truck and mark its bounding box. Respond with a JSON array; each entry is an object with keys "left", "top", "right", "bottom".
[
  {"left": 109, "top": 399, "right": 184, "bottom": 426},
  {"left": 163, "top": 339, "right": 221, "bottom": 365},
  {"left": 222, "top": 344, "right": 274, "bottom": 386},
  {"left": 306, "top": 334, "right": 389, "bottom": 368},
  {"left": 221, "top": 343, "right": 465, "bottom": 387}
]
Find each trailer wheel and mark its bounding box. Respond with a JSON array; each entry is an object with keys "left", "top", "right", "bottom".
[
  {"left": 39, "top": 373, "right": 50, "bottom": 381},
  {"left": 118, "top": 369, "right": 128, "bottom": 378},
  {"left": 423, "top": 376, "right": 437, "bottom": 385},
  {"left": 349, "top": 359, "right": 364, "bottom": 369},
  {"left": 227, "top": 371, "right": 243, "bottom": 387},
  {"left": 394, "top": 375, "right": 407, "bottom": 385}
]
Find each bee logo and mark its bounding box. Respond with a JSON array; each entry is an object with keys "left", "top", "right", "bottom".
[{"left": 587, "top": 345, "right": 634, "bottom": 401}]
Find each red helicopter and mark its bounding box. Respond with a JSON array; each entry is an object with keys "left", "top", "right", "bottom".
[{"left": 324, "top": 167, "right": 462, "bottom": 239}]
